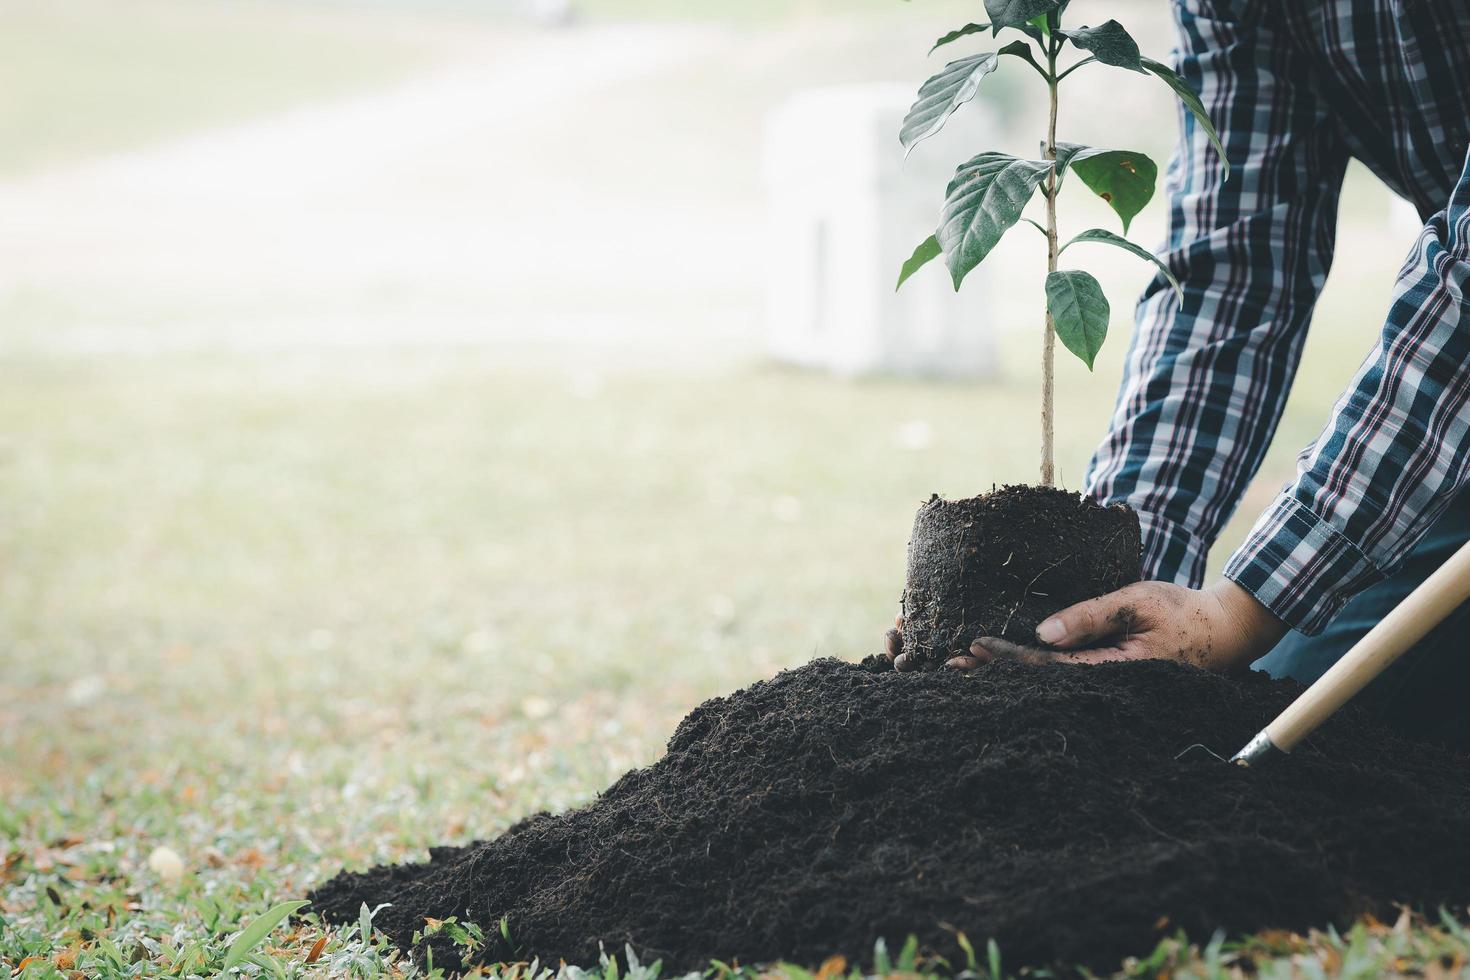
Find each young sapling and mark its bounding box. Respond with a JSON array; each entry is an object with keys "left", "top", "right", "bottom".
[
  {"left": 889, "top": 1, "right": 1228, "bottom": 671},
  {"left": 896, "top": 0, "right": 1226, "bottom": 486}
]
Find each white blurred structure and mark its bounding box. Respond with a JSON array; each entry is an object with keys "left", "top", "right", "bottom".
[
  {"left": 762, "top": 85, "right": 997, "bottom": 378},
  {"left": 526, "top": 0, "right": 577, "bottom": 27}
]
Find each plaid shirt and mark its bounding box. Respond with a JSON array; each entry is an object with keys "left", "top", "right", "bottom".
[{"left": 1083, "top": 0, "right": 1470, "bottom": 635}]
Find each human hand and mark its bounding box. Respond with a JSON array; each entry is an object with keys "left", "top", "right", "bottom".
[
  {"left": 883, "top": 613, "right": 915, "bottom": 671},
  {"left": 945, "top": 579, "right": 1288, "bottom": 673}
]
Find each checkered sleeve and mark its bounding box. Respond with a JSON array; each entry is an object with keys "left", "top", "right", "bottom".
[
  {"left": 1224, "top": 151, "right": 1470, "bottom": 633},
  {"left": 1084, "top": 3, "right": 1351, "bottom": 591}
]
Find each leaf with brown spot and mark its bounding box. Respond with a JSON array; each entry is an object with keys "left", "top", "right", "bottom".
[{"left": 1069, "top": 150, "right": 1157, "bottom": 234}]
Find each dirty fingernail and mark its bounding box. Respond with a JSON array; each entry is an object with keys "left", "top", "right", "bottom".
[
  {"left": 894, "top": 653, "right": 914, "bottom": 672},
  {"left": 1036, "top": 618, "right": 1066, "bottom": 644},
  {"left": 946, "top": 656, "right": 981, "bottom": 670}
]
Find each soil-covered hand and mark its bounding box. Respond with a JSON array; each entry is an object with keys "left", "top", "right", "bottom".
[
  {"left": 884, "top": 613, "right": 915, "bottom": 671},
  {"left": 945, "top": 579, "right": 1288, "bottom": 674}
]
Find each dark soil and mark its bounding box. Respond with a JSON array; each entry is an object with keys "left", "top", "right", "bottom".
[
  {"left": 310, "top": 658, "right": 1470, "bottom": 975},
  {"left": 900, "top": 486, "right": 1142, "bottom": 669}
]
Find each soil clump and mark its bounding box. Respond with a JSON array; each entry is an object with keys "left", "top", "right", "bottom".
[
  {"left": 310, "top": 658, "right": 1470, "bottom": 974},
  {"left": 900, "top": 486, "right": 1142, "bottom": 670}
]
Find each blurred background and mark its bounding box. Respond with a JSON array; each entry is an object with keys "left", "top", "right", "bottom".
[{"left": 0, "top": 0, "right": 1420, "bottom": 936}]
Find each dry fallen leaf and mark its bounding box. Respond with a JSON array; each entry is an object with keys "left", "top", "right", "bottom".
[
  {"left": 814, "top": 955, "right": 847, "bottom": 980},
  {"left": 304, "top": 935, "right": 328, "bottom": 964},
  {"left": 55, "top": 942, "right": 81, "bottom": 970}
]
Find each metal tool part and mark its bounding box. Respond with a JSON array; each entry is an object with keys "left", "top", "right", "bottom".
[{"left": 1228, "top": 730, "right": 1280, "bottom": 768}]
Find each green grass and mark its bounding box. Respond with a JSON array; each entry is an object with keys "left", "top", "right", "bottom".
[
  {"left": 0, "top": 0, "right": 477, "bottom": 176},
  {"left": 2, "top": 346, "right": 1465, "bottom": 978}
]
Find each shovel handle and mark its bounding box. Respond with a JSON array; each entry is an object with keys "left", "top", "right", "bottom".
[{"left": 1249, "top": 536, "right": 1470, "bottom": 758}]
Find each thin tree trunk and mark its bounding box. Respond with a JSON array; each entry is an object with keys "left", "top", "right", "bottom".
[{"left": 1040, "top": 41, "right": 1060, "bottom": 487}]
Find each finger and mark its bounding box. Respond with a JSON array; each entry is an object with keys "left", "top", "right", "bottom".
[
  {"left": 884, "top": 627, "right": 902, "bottom": 662},
  {"left": 971, "top": 636, "right": 1059, "bottom": 666},
  {"left": 894, "top": 652, "right": 916, "bottom": 672},
  {"left": 1055, "top": 647, "right": 1142, "bottom": 665},
  {"left": 894, "top": 612, "right": 904, "bottom": 629},
  {"left": 945, "top": 655, "right": 984, "bottom": 670},
  {"left": 975, "top": 636, "right": 1140, "bottom": 666},
  {"left": 1035, "top": 583, "right": 1154, "bottom": 649}
]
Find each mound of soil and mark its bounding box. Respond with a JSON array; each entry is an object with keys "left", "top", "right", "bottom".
[
  {"left": 310, "top": 659, "right": 1470, "bottom": 974},
  {"left": 901, "top": 487, "right": 1142, "bottom": 669}
]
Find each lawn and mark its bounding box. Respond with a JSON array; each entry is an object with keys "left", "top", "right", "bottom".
[
  {"left": 4, "top": 350, "right": 1469, "bottom": 978},
  {"left": 0, "top": 0, "right": 488, "bottom": 176}
]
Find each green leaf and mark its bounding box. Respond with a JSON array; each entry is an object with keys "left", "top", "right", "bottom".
[
  {"left": 900, "top": 54, "right": 1001, "bottom": 155},
  {"left": 1070, "top": 149, "right": 1158, "bottom": 233},
  {"left": 1018, "top": 23, "right": 1046, "bottom": 44},
  {"left": 997, "top": 39, "right": 1046, "bottom": 78},
  {"left": 1061, "top": 228, "right": 1182, "bottom": 297},
  {"left": 987, "top": 939, "right": 1004, "bottom": 980},
  {"left": 1057, "top": 20, "right": 1144, "bottom": 72},
  {"left": 1049, "top": 140, "right": 1088, "bottom": 181},
  {"left": 938, "top": 152, "right": 1053, "bottom": 289},
  {"left": 1141, "top": 56, "right": 1230, "bottom": 177},
  {"left": 898, "top": 935, "right": 920, "bottom": 971},
  {"left": 873, "top": 937, "right": 893, "bottom": 975},
  {"left": 955, "top": 932, "right": 979, "bottom": 972},
  {"left": 984, "top": 0, "right": 1063, "bottom": 32},
  {"left": 222, "top": 900, "right": 308, "bottom": 973},
  {"left": 1046, "top": 270, "right": 1110, "bottom": 369},
  {"left": 896, "top": 235, "right": 941, "bottom": 290},
  {"left": 930, "top": 23, "right": 989, "bottom": 54}
]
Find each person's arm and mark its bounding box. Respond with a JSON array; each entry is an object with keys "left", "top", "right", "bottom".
[
  {"left": 1222, "top": 152, "right": 1470, "bottom": 633},
  {"left": 932, "top": 148, "right": 1470, "bottom": 668},
  {"left": 1084, "top": 2, "right": 1350, "bottom": 589},
  {"left": 960, "top": 153, "right": 1470, "bottom": 664}
]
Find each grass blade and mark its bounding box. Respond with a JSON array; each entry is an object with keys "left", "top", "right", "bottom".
[{"left": 222, "top": 900, "right": 308, "bottom": 972}]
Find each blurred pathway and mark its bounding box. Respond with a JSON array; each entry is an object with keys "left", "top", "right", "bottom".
[{"left": 0, "top": 22, "right": 761, "bottom": 360}]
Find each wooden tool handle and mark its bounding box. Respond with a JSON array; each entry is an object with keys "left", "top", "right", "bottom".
[{"left": 1264, "top": 537, "right": 1470, "bottom": 753}]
